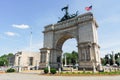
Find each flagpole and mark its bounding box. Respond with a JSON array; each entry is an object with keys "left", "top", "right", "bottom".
[{"left": 30, "top": 28, "right": 32, "bottom": 54}]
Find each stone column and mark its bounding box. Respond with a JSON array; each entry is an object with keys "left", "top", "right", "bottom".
[
  {"left": 39, "top": 48, "right": 50, "bottom": 69},
  {"left": 78, "top": 42, "right": 93, "bottom": 70},
  {"left": 112, "top": 51, "right": 115, "bottom": 64},
  {"left": 64, "top": 54, "right": 67, "bottom": 66}
]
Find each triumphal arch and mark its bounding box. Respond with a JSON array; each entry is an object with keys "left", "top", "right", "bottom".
[{"left": 39, "top": 6, "right": 101, "bottom": 70}]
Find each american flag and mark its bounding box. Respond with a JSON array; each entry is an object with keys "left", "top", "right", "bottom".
[{"left": 85, "top": 5, "right": 92, "bottom": 11}]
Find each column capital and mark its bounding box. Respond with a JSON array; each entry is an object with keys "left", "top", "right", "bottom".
[{"left": 78, "top": 42, "right": 92, "bottom": 48}]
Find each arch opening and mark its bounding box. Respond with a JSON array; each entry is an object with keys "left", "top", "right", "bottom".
[
  {"left": 55, "top": 35, "right": 78, "bottom": 67},
  {"left": 56, "top": 34, "right": 75, "bottom": 50},
  {"left": 62, "top": 38, "right": 78, "bottom": 67}
]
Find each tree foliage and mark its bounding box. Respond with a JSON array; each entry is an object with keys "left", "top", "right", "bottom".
[
  {"left": 0, "top": 53, "right": 14, "bottom": 66},
  {"left": 101, "top": 52, "right": 120, "bottom": 66},
  {"left": 63, "top": 51, "right": 78, "bottom": 65}
]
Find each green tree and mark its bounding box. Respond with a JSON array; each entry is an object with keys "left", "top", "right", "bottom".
[
  {"left": 0, "top": 53, "right": 14, "bottom": 66},
  {"left": 0, "top": 57, "right": 8, "bottom": 66},
  {"left": 66, "top": 53, "right": 72, "bottom": 65},
  {"left": 63, "top": 51, "right": 78, "bottom": 65},
  {"left": 71, "top": 51, "right": 78, "bottom": 65},
  {"left": 101, "top": 58, "right": 106, "bottom": 66},
  {"left": 102, "top": 52, "right": 120, "bottom": 66}
]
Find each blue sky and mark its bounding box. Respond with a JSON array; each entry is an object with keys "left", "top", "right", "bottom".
[{"left": 0, "top": 0, "right": 120, "bottom": 57}]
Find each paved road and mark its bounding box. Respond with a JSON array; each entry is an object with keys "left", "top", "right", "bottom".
[{"left": 0, "top": 73, "right": 120, "bottom": 80}]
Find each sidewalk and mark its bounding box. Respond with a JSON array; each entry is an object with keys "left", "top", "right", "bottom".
[
  {"left": 0, "top": 73, "right": 120, "bottom": 80},
  {"left": 20, "top": 70, "right": 44, "bottom": 74}
]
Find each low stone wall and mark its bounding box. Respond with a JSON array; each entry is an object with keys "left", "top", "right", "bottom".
[{"left": 103, "top": 66, "right": 120, "bottom": 72}]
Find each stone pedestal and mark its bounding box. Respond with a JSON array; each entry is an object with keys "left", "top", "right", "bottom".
[{"left": 39, "top": 48, "right": 50, "bottom": 68}]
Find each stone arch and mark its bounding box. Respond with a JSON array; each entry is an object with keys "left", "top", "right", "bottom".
[{"left": 40, "top": 12, "right": 101, "bottom": 70}]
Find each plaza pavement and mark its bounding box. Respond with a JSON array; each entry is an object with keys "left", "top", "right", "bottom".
[{"left": 0, "top": 71, "right": 120, "bottom": 80}]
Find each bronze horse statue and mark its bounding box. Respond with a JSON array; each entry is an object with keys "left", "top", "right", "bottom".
[{"left": 58, "top": 5, "right": 78, "bottom": 23}]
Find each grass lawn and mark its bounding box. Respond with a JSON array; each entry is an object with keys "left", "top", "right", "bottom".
[{"left": 42, "top": 71, "right": 120, "bottom": 76}]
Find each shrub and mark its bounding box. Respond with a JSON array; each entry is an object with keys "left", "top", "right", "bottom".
[
  {"left": 77, "top": 72, "right": 81, "bottom": 74},
  {"left": 6, "top": 68, "right": 15, "bottom": 73},
  {"left": 66, "top": 72, "right": 69, "bottom": 74},
  {"left": 44, "top": 68, "right": 48, "bottom": 74},
  {"left": 50, "top": 68, "right": 56, "bottom": 74},
  {"left": 72, "top": 72, "right": 75, "bottom": 74},
  {"left": 60, "top": 72, "right": 63, "bottom": 74},
  {"left": 86, "top": 72, "right": 91, "bottom": 74},
  {"left": 82, "top": 71, "right": 85, "bottom": 74}
]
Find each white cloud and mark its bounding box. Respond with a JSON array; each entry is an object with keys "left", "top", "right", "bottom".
[
  {"left": 5, "top": 32, "right": 17, "bottom": 36},
  {"left": 12, "top": 24, "right": 30, "bottom": 29}
]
